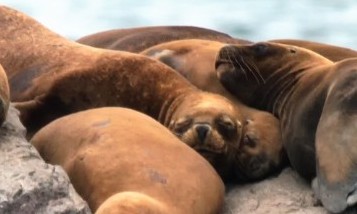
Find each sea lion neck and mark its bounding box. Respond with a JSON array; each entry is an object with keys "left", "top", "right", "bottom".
[
  {"left": 256, "top": 61, "right": 332, "bottom": 118},
  {"left": 158, "top": 90, "right": 193, "bottom": 126}
]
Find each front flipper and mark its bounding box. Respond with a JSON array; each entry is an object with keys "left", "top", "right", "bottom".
[{"left": 314, "top": 71, "right": 357, "bottom": 213}]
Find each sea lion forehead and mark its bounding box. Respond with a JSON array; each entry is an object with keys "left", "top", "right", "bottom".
[{"left": 194, "top": 94, "right": 236, "bottom": 112}]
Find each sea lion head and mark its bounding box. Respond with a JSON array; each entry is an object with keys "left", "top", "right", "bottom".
[
  {"left": 167, "top": 92, "right": 244, "bottom": 178},
  {"left": 215, "top": 42, "right": 332, "bottom": 105},
  {"left": 234, "top": 112, "right": 286, "bottom": 181}
]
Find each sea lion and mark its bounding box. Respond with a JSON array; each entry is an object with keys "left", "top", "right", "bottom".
[
  {"left": 215, "top": 42, "right": 357, "bottom": 213},
  {"left": 31, "top": 107, "right": 225, "bottom": 213},
  {"left": 270, "top": 39, "right": 357, "bottom": 62},
  {"left": 0, "top": 64, "right": 10, "bottom": 125},
  {"left": 140, "top": 39, "right": 285, "bottom": 181},
  {"left": 0, "top": 6, "right": 244, "bottom": 180},
  {"left": 76, "top": 25, "right": 252, "bottom": 53}
]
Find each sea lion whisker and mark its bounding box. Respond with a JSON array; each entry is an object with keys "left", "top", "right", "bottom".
[
  {"left": 227, "top": 49, "right": 248, "bottom": 81},
  {"left": 239, "top": 55, "right": 261, "bottom": 84},
  {"left": 247, "top": 58, "right": 266, "bottom": 84},
  {"left": 226, "top": 48, "right": 249, "bottom": 81}
]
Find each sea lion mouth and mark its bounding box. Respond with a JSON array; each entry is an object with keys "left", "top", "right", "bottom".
[
  {"left": 196, "top": 147, "right": 226, "bottom": 155},
  {"left": 216, "top": 45, "right": 266, "bottom": 85},
  {"left": 215, "top": 59, "right": 232, "bottom": 70},
  {"left": 232, "top": 151, "right": 273, "bottom": 181}
]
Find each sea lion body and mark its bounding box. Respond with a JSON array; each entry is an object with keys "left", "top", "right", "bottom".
[
  {"left": 31, "top": 107, "right": 225, "bottom": 213},
  {"left": 216, "top": 42, "right": 357, "bottom": 213},
  {"left": 76, "top": 25, "right": 251, "bottom": 52},
  {"left": 141, "top": 39, "right": 285, "bottom": 181},
  {"left": 0, "top": 6, "right": 244, "bottom": 180},
  {"left": 271, "top": 39, "right": 357, "bottom": 62}
]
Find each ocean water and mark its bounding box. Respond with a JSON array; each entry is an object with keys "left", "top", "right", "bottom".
[{"left": 1, "top": 0, "right": 357, "bottom": 49}]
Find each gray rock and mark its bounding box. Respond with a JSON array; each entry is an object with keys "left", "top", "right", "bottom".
[
  {"left": 0, "top": 106, "right": 91, "bottom": 214},
  {"left": 223, "top": 168, "right": 328, "bottom": 214}
]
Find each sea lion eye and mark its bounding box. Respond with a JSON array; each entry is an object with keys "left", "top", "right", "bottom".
[
  {"left": 172, "top": 118, "right": 193, "bottom": 135},
  {"left": 253, "top": 43, "right": 269, "bottom": 56},
  {"left": 216, "top": 115, "right": 236, "bottom": 138}
]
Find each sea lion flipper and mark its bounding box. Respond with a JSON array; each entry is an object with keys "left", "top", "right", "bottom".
[
  {"left": 13, "top": 99, "right": 41, "bottom": 122},
  {"left": 13, "top": 96, "right": 50, "bottom": 137}
]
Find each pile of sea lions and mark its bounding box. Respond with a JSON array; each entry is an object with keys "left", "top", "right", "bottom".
[{"left": 0, "top": 5, "right": 355, "bottom": 214}]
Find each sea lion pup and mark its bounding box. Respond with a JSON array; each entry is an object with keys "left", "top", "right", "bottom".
[
  {"left": 140, "top": 39, "right": 285, "bottom": 181},
  {"left": 76, "top": 25, "right": 252, "bottom": 52},
  {"left": 31, "top": 107, "right": 225, "bottom": 213},
  {"left": 215, "top": 42, "right": 357, "bottom": 213},
  {"left": 0, "top": 64, "right": 10, "bottom": 125},
  {"left": 270, "top": 39, "right": 357, "bottom": 62},
  {"left": 0, "top": 6, "right": 243, "bottom": 179}
]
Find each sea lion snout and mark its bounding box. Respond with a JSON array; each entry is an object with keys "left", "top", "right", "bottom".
[{"left": 194, "top": 123, "right": 211, "bottom": 143}]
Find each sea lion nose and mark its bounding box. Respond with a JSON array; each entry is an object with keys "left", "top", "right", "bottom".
[{"left": 195, "top": 124, "right": 210, "bottom": 143}]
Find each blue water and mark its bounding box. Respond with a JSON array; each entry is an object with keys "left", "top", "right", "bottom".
[{"left": 2, "top": 0, "right": 357, "bottom": 49}]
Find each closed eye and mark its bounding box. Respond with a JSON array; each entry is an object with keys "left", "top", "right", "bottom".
[
  {"left": 172, "top": 118, "right": 193, "bottom": 135},
  {"left": 216, "top": 116, "right": 237, "bottom": 139},
  {"left": 252, "top": 43, "right": 269, "bottom": 57}
]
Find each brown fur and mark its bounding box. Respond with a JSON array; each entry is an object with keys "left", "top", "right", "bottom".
[
  {"left": 76, "top": 26, "right": 252, "bottom": 53},
  {"left": 271, "top": 39, "right": 357, "bottom": 62},
  {"left": 0, "top": 64, "right": 10, "bottom": 125},
  {"left": 0, "top": 6, "right": 244, "bottom": 180},
  {"left": 141, "top": 39, "right": 285, "bottom": 181},
  {"left": 216, "top": 42, "right": 357, "bottom": 213},
  {"left": 31, "top": 107, "right": 225, "bottom": 213}
]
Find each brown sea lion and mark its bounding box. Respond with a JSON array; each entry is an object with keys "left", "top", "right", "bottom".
[
  {"left": 271, "top": 39, "right": 357, "bottom": 62},
  {"left": 140, "top": 39, "right": 285, "bottom": 181},
  {"left": 215, "top": 42, "right": 357, "bottom": 213},
  {"left": 0, "top": 64, "right": 10, "bottom": 125},
  {"left": 31, "top": 107, "right": 225, "bottom": 213},
  {"left": 76, "top": 25, "right": 252, "bottom": 53},
  {"left": 0, "top": 6, "right": 243, "bottom": 180}
]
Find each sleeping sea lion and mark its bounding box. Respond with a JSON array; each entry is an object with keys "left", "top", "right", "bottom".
[
  {"left": 216, "top": 41, "right": 357, "bottom": 213},
  {"left": 0, "top": 6, "right": 243, "bottom": 180},
  {"left": 31, "top": 107, "right": 225, "bottom": 213}
]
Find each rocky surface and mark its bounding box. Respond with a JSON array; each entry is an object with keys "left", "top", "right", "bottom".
[
  {"left": 0, "top": 106, "right": 91, "bottom": 214},
  {"left": 223, "top": 168, "right": 328, "bottom": 214}
]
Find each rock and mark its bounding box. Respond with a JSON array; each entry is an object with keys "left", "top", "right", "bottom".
[
  {"left": 0, "top": 106, "right": 91, "bottom": 214},
  {"left": 223, "top": 168, "right": 328, "bottom": 214}
]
